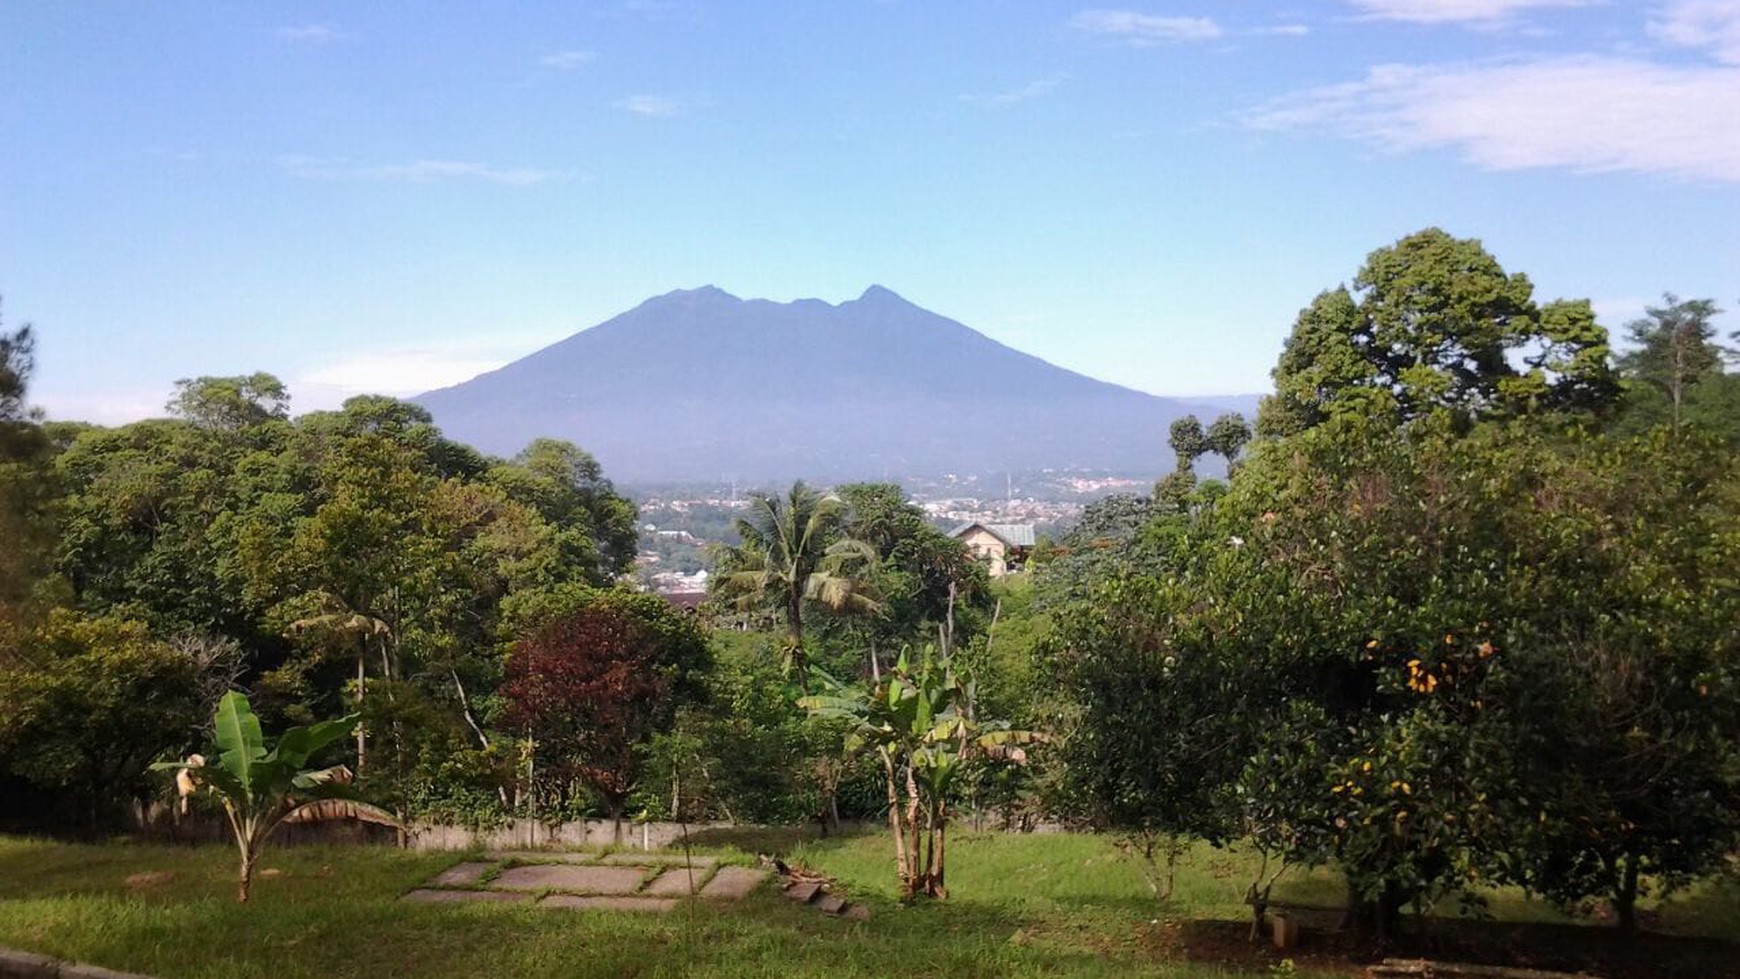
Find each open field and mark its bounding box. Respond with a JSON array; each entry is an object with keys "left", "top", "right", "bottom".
[{"left": 1, "top": 831, "right": 1735, "bottom": 979}]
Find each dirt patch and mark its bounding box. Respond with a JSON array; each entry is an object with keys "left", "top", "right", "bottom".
[{"left": 123, "top": 871, "right": 175, "bottom": 891}]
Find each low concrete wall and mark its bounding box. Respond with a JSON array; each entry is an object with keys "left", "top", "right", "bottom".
[
  {"left": 404, "top": 818, "right": 740, "bottom": 851},
  {"left": 0, "top": 947, "right": 157, "bottom": 979}
]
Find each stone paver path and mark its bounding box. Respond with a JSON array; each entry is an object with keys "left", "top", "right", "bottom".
[
  {"left": 428, "top": 862, "right": 495, "bottom": 887},
  {"left": 699, "top": 866, "right": 768, "bottom": 900},
  {"left": 494, "top": 864, "right": 649, "bottom": 894},
  {"left": 402, "top": 850, "right": 769, "bottom": 912}
]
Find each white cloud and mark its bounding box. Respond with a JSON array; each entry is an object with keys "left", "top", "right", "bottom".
[
  {"left": 540, "top": 50, "right": 596, "bottom": 69},
  {"left": 1344, "top": 0, "right": 1590, "bottom": 24},
  {"left": 37, "top": 387, "right": 166, "bottom": 426},
  {"left": 1256, "top": 24, "right": 1312, "bottom": 36},
  {"left": 297, "top": 340, "right": 547, "bottom": 407},
  {"left": 1245, "top": 55, "right": 1740, "bottom": 182},
  {"left": 1650, "top": 0, "right": 1740, "bottom": 64},
  {"left": 1071, "top": 10, "right": 1224, "bottom": 44},
  {"left": 960, "top": 74, "right": 1068, "bottom": 107},
  {"left": 281, "top": 157, "right": 568, "bottom": 186},
  {"left": 276, "top": 25, "right": 341, "bottom": 43},
  {"left": 615, "top": 94, "right": 682, "bottom": 116}
]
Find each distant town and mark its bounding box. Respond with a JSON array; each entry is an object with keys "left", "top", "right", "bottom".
[{"left": 626, "top": 469, "right": 1153, "bottom": 594}]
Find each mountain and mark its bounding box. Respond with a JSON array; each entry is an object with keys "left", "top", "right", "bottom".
[{"left": 414, "top": 286, "right": 1260, "bottom": 483}]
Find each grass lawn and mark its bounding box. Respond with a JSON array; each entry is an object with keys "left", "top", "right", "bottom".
[{"left": 1, "top": 829, "right": 1735, "bottom": 979}]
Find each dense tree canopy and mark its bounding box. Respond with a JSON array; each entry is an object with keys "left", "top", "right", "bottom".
[
  {"left": 1057, "top": 229, "right": 1740, "bottom": 939},
  {"left": 1258, "top": 228, "right": 1617, "bottom": 438}
]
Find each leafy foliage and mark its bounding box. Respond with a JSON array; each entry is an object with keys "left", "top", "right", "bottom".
[
  {"left": 802, "top": 639, "right": 1041, "bottom": 899},
  {"left": 501, "top": 593, "right": 710, "bottom": 820},
  {"left": 1258, "top": 228, "right": 1617, "bottom": 437},
  {"left": 153, "top": 691, "right": 387, "bottom": 901}
]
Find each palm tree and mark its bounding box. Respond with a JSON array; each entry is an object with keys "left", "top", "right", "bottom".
[{"left": 715, "top": 481, "right": 880, "bottom": 685}]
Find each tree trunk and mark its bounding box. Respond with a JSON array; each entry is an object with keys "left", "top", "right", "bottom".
[
  {"left": 354, "top": 649, "right": 368, "bottom": 777},
  {"left": 882, "top": 751, "right": 913, "bottom": 893},
  {"left": 237, "top": 839, "right": 256, "bottom": 903},
  {"left": 930, "top": 812, "right": 948, "bottom": 898},
  {"left": 1614, "top": 854, "right": 1641, "bottom": 933}
]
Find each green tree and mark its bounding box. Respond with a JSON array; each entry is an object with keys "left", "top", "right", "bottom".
[
  {"left": 1204, "top": 412, "right": 1251, "bottom": 468},
  {"left": 1497, "top": 431, "right": 1740, "bottom": 931},
  {"left": 490, "top": 438, "right": 637, "bottom": 586},
  {"left": 801, "top": 641, "right": 1040, "bottom": 899},
  {"left": 1258, "top": 228, "right": 1617, "bottom": 438},
  {"left": 0, "top": 612, "right": 214, "bottom": 829},
  {"left": 0, "top": 312, "right": 49, "bottom": 623},
  {"left": 153, "top": 691, "right": 391, "bottom": 902},
  {"left": 167, "top": 373, "right": 290, "bottom": 431},
  {"left": 1167, "top": 415, "right": 1207, "bottom": 471},
  {"left": 713, "top": 482, "right": 880, "bottom": 684},
  {"left": 829, "top": 482, "right": 991, "bottom": 672},
  {"left": 1614, "top": 294, "right": 1732, "bottom": 437}
]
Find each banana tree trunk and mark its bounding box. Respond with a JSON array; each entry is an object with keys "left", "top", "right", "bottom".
[{"left": 881, "top": 749, "right": 913, "bottom": 892}]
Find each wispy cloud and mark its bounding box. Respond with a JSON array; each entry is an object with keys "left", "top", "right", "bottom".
[
  {"left": 1071, "top": 10, "right": 1223, "bottom": 44},
  {"left": 1245, "top": 55, "right": 1740, "bottom": 183},
  {"left": 1255, "top": 24, "right": 1311, "bottom": 36},
  {"left": 540, "top": 49, "right": 596, "bottom": 70},
  {"left": 281, "top": 157, "right": 570, "bottom": 186},
  {"left": 276, "top": 24, "right": 342, "bottom": 43},
  {"left": 298, "top": 341, "right": 541, "bottom": 403},
  {"left": 961, "top": 74, "right": 1068, "bottom": 107},
  {"left": 615, "top": 94, "right": 682, "bottom": 117},
  {"left": 1344, "top": 0, "right": 1591, "bottom": 25},
  {"left": 1650, "top": 0, "right": 1740, "bottom": 64}
]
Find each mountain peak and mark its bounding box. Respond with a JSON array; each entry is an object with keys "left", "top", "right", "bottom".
[
  {"left": 653, "top": 285, "right": 739, "bottom": 305},
  {"left": 853, "top": 284, "right": 905, "bottom": 305}
]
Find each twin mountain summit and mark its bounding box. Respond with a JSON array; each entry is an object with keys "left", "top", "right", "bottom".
[{"left": 414, "top": 286, "right": 1258, "bottom": 483}]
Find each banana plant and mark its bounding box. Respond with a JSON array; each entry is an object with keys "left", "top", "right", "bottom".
[
  {"left": 801, "top": 645, "right": 1041, "bottom": 899},
  {"left": 153, "top": 691, "right": 395, "bottom": 902}
]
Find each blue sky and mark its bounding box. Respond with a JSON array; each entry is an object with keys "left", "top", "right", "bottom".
[{"left": 3, "top": 0, "right": 1737, "bottom": 424}]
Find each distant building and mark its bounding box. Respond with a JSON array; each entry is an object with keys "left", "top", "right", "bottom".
[{"left": 949, "top": 522, "right": 1036, "bottom": 577}]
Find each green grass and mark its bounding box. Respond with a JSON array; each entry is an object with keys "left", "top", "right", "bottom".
[{"left": 0, "top": 831, "right": 1734, "bottom": 979}]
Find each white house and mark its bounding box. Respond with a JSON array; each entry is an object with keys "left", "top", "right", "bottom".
[{"left": 949, "top": 522, "right": 1036, "bottom": 577}]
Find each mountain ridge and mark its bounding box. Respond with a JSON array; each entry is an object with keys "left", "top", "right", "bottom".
[{"left": 415, "top": 287, "right": 1261, "bottom": 482}]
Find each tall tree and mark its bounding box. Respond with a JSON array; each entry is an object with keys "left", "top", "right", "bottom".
[
  {"left": 1258, "top": 228, "right": 1617, "bottom": 438},
  {"left": 167, "top": 373, "right": 291, "bottom": 431},
  {"left": 1203, "top": 413, "right": 1251, "bottom": 468},
  {"left": 0, "top": 310, "right": 49, "bottom": 621},
  {"left": 714, "top": 482, "right": 879, "bottom": 684},
  {"left": 490, "top": 438, "right": 638, "bottom": 586},
  {"left": 501, "top": 592, "right": 709, "bottom": 825},
  {"left": 1614, "top": 294, "right": 1731, "bottom": 436}
]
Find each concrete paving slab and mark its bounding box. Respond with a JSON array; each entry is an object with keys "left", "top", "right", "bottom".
[
  {"left": 783, "top": 880, "right": 822, "bottom": 903},
  {"left": 642, "top": 867, "right": 709, "bottom": 896},
  {"left": 429, "top": 861, "right": 497, "bottom": 887},
  {"left": 492, "top": 864, "right": 649, "bottom": 894},
  {"left": 540, "top": 894, "right": 678, "bottom": 913},
  {"left": 403, "top": 888, "right": 530, "bottom": 904},
  {"left": 698, "top": 866, "right": 769, "bottom": 900},
  {"left": 598, "top": 851, "right": 719, "bottom": 867}
]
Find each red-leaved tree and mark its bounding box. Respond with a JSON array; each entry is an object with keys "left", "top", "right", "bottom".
[{"left": 501, "top": 595, "right": 707, "bottom": 824}]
